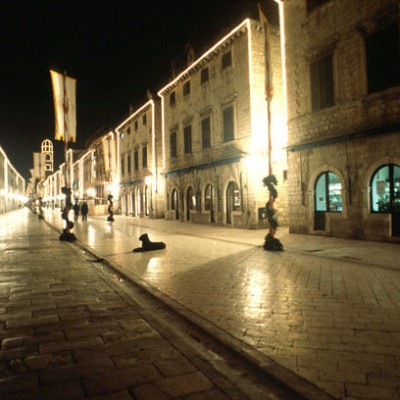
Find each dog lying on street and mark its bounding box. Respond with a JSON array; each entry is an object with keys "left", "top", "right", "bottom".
[{"left": 133, "top": 233, "right": 166, "bottom": 252}]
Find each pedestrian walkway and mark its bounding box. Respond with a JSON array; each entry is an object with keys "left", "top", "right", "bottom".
[
  {"left": 42, "top": 208, "right": 400, "bottom": 400},
  {"left": 1, "top": 209, "right": 285, "bottom": 400}
]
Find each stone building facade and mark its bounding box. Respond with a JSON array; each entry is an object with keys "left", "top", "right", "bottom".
[
  {"left": 40, "top": 16, "right": 288, "bottom": 231},
  {"left": 0, "top": 146, "right": 25, "bottom": 213},
  {"left": 284, "top": 0, "right": 400, "bottom": 241},
  {"left": 158, "top": 18, "right": 288, "bottom": 229},
  {"left": 116, "top": 99, "right": 165, "bottom": 219}
]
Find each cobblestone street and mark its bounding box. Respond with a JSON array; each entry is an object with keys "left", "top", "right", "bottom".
[
  {"left": 44, "top": 208, "right": 400, "bottom": 400},
  {"left": 2, "top": 208, "right": 400, "bottom": 400},
  {"left": 2, "top": 209, "right": 303, "bottom": 400}
]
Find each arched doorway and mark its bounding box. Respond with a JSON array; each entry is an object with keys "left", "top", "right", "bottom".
[
  {"left": 171, "top": 189, "right": 179, "bottom": 220},
  {"left": 144, "top": 186, "right": 149, "bottom": 216},
  {"left": 205, "top": 184, "right": 215, "bottom": 223},
  {"left": 121, "top": 191, "right": 127, "bottom": 215},
  {"left": 370, "top": 164, "right": 400, "bottom": 236},
  {"left": 136, "top": 187, "right": 141, "bottom": 216},
  {"left": 130, "top": 190, "right": 135, "bottom": 216},
  {"left": 226, "top": 181, "right": 240, "bottom": 224},
  {"left": 186, "top": 186, "right": 196, "bottom": 221},
  {"left": 314, "top": 171, "right": 342, "bottom": 230}
]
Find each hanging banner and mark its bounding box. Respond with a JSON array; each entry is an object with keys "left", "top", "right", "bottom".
[{"left": 50, "top": 70, "right": 77, "bottom": 143}]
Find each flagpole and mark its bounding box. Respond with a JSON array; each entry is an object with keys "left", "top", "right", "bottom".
[
  {"left": 58, "top": 69, "right": 76, "bottom": 241},
  {"left": 259, "top": 3, "right": 283, "bottom": 251},
  {"left": 63, "top": 70, "right": 69, "bottom": 188}
]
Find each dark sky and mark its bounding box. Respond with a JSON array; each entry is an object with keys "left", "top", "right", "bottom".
[{"left": 0, "top": 0, "right": 278, "bottom": 181}]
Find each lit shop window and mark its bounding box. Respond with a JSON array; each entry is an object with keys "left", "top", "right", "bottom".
[
  {"left": 370, "top": 164, "right": 400, "bottom": 213},
  {"left": 314, "top": 172, "right": 342, "bottom": 212}
]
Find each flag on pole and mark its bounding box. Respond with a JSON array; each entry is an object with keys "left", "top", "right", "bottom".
[
  {"left": 50, "top": 70, "right": 77, "bottom": 143},
  {"left": 258, "top": 4, "right": 274, "bottom": 102}
]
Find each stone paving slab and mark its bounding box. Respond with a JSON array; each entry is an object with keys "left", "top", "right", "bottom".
[
  {"left": 0, "top": 209, "right": 262, "bottom": 400},
  {"left": 42, "top": 209, "right": 400, "bottom": 400}
]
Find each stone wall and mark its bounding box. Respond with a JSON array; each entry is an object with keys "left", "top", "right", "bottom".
[{"left": 284, "top": 0, "right": 400, "bottom": 241}]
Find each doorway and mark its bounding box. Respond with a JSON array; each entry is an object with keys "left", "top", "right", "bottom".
[
  {"left": 171, "top": 189, "right": 179, "bottom": 220},
  {"left": 314, "top": 172, "right": 342, "bottom": 230}
]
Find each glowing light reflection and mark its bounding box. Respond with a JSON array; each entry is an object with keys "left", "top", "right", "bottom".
[
  {"left": 87, "top": 224, "right": 96, "bottom": 247},
  {"left": 244, "top": 269, "right": 269, "bottom": 319},
  {"left": 147, "top": 257, "right": 161, "bottom": 274}
]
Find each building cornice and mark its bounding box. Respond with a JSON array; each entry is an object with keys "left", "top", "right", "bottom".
[{"left": 157, "top": 19, "right": 259, "bottom": 97}]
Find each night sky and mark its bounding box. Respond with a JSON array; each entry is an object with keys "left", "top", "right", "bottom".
[{"left": 0, "top": 0, "right": 278, "bottom": 181}]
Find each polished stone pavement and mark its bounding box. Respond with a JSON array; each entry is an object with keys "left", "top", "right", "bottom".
[
  {"left": 2, "top": 208, "right": 296, "bottom": 400},
  {"left": 3, "top": 207, "right": 400, "bottom": 400}
]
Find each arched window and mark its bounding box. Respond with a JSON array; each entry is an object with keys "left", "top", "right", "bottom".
[
  {"left": 136, "top": 187, "right": 141, "bottom": 216},
  {"left": 315, "top": 172, "right": 342, "bottom": 212},
  {"left": 171, "top": 189, "right": 178, "bottom": 210},
  {"left": 186, "top": 186, "right": 196, "bottom": 221},
  {"left": 204, "top": 184, "right": 215, "bottom": 223},
  {"left": 204, "top": 185, "right": 213, "bottom": 211},
  {"left": 187, "top": 187, "right": 196, "bottom": 210},
  {"left": 226, "top": 181, "right": 240, "bottom": 224},
  {"left": 144, "top": 186, "right": 149, "bottom": 216},
  {"left": 314, "top": 171, "right": 342, "bottom": 230},
  {"left": 130, "top": 190, "right": 135, "bottom": 216},
  {"left": 370, "top": 164, "right": 400, "bottom": 213},
  {"left": 171, "top": 189, "right": 179, "bottom": 220}
]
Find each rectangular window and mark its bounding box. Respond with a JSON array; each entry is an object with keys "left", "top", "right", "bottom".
[
  {"left": 134, "top": 150, "right": 139, "bottom": 170},
  {"left": 201, "top": 117, "right": 211, "bottom": 149},
  {"left": 200, "top": 67, "right": 209, "bottom": 84},
  {"left": 170, "top": 131, "right": 177, "bottom": 158},
  {"left": 184, "top": 125, "right": 192, "bottom": 154},
  {"left": 222, "top": 51, "right": 232, "bottom": 69},
  {"left": 169, "top": 91, "right": 176, "bottom": 106},
  {"left": 127, "top": 155, "right": 131, "bottom": 174},
  {"left": 134, "top": 120, "right": 138, "bottom": 130},
  {"left": 183, "top": 80, "right": 191, "bottom": 96},
  {"left": 142, "top": 146, "right": 147, "bottom": 168},
  {"left": 366, "top": 23, "right": 400, "bottom": 94},
  {"left": 120, "top": 156, "right": 125, "bottom": 176},
  {"left": 142, "top": 114, "right": 147, "bottom": 125},
  {"left": 306, "top": 0, "right": 329, "bottom": 13},
  {"left": 310, "top": 54, "right": 334, "bottom": 112},
  {"left": 223, "top": 105, "right": 234, "bottom": 142}
]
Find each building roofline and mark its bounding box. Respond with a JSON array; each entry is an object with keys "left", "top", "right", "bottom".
[
  {"left": 157, "top": 19, "right": 252, "bottom": 97},
  {"left": 115, "top": 100, "right": 154, "bottom": 132}
]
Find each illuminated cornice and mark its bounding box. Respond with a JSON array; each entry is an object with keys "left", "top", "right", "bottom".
[
  {"left": 115, "top": 100, "right": 154, "bottom": 133},
  {"left": 157, "top": 19, "right": 256, "bottom": 97},
  {"left": 0, "top": 146, "right": 25, "bottom": 185},
  {"left": 89, "top": 131, "right": 114, "bottom": 149}
]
